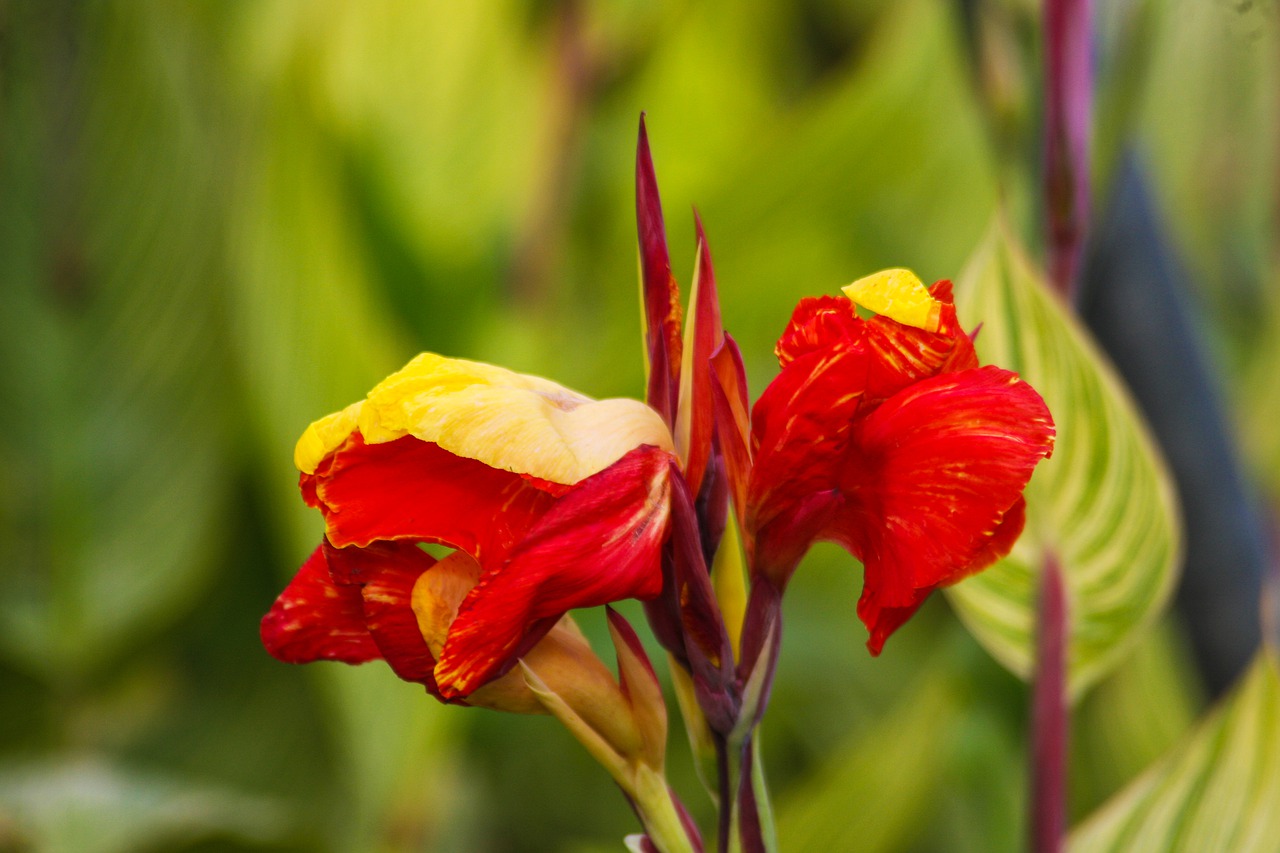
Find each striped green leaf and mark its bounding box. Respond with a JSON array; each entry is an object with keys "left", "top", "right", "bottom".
[
  {"left": 945, "top": 224, "right": 1181, "bottom": 699},
  {"left": 1069, "top": 647, "right": 1280, "bottom": 852}
]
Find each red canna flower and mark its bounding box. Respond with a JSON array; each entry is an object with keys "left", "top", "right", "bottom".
[
  {"left": 746, "top": 269, "right": 1055, "bottom": 654},
  {"left": 262, "top": 353, "right": 677, "bottom": 701}
]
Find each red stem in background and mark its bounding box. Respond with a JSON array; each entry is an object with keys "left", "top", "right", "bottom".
[
  {"left": 1035, "top": 1, "right": 1088, "bottom": 839},
  {"left": 1030, "top": 554, "right": 1069, "bottom": 853},
  {"left": 1043, "top": 0, "right": 1093, "bottom": 298}
]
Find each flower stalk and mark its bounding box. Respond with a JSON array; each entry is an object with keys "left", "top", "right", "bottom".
[
  {"left": 630, "top": 766, "right": 703, "bottom": 853},
  {"left": 1043, "top": 0, "right": 1093, "bottom": 298},
  {"left": 1030, "top": 554, "right": 1069, "bottom": 853}
]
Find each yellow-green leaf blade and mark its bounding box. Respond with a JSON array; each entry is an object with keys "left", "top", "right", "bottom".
[
  {"left": 1069, "top": 648, "right": 1280, "bottom": 852},
  {"left": 946, "top": 224, "right": 1181, "bottom": 698}
]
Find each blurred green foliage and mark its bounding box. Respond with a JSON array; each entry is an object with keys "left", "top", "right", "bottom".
[{"left": 1, "top": 1, "right": 1275, "bottom": 851}]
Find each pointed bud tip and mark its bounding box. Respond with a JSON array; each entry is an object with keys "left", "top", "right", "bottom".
[{"left": 637, "top": 113, "right": 652, "bottom": 162}]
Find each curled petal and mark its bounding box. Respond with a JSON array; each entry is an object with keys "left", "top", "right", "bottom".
[
  {"left": 858, "top": 311, "right": 977, "bottom": 401},
  {"left": 305, "top": 435, "right": 555, "bottom": 561},
  {"left": 296, "top": 353, "right": 673, "bottom": 486},
  {"left": 772, "top": 290, "right": 977, "bottom": 403},
  {"left": 774, "top": 296, "right": 862, "bottom": 368},
  {"left": 294, "top": 402, "right": 362, "bottom": 474},
  {"left": 261, "top": 546, "right": 380, "bottom": 665},
  {"left": 324, "top": 540, "right": 441, "bottom": 689},
  {"left": 840, "top": 366, "right": 1055, "bottom": 650},
  {"left": 436, "top": 445, "right": 675, "bottom": 696},
  {"left": 747, "top": 347, "right": 866, "bottom": 585},
  {"left": 410, "top": 550, "right": 484, "bottom": 659},
  {"left": 857, "top": 587, "right": 931, "bottom": 657}
]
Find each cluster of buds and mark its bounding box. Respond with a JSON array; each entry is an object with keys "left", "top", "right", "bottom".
[{"left": 262, "top": 118, "right": 1055, "bottom": 852}]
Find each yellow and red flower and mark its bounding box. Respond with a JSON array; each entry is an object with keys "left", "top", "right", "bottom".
[
  {"left": 746, "top": 269, "right": 1056, "bottom": 654},
  {"left": 260, "top": 119, "right": 1056, "bottom": 853},
  {"left": 262, "top": 353, "right": 677, "bottom": 702}
]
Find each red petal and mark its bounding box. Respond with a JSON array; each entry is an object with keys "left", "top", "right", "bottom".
[
  {"left": 961, "top": 495, "right": 1027, "bottom": 583},
  {"left": 774, "top": 296, "right": 862, "bottom": 368},
  {"left": 324, "top": 540, "right": 442, "bottom": 692},
  {"left": 857, "top": 313, "right": 975, "bottom": 401},
  {"left": 436, "top": 445, "right": 674, "bottom": 696},
  {"left": 636, "top": 116, "right": 683, "bottom": 425},
  {"left": 306, "top": 434, "right": 555, "bottom": 563},
  {"left": 676, "top": 215, "right": 724, "bottom": 496},
  {"left": 261, "top": 546, "right": 381, "bottom": 665},
  {"left": 841, "top": 366, "right": 1054, "bottom": 646},
  {"left": 712, "top": 333, "right": 751, "bottom": 452},
  {"left": 857, "top": 586, "right": 930, "bottom": 657},
  {"left": 772, "top": 292, "right": 978, "bottom": 401},
  {"left": 746, "top": 347, "right": 866, "bottom": 583},
  {"left": 711, "top": 334, "right": 752, "bottom": 531}
]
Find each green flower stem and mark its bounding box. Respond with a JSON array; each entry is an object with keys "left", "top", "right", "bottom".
[
  {"left": 722, "top": 586, "right": 783, "bottom": 853},
  {"left": 631, "top": 765, "right": 700, "bottom": 853},
  {"left": 726, "top": 734, "right": 777, "bottom": 853},
  {"left": 748, "top": 737, "right": 777, "bottom": 851}
]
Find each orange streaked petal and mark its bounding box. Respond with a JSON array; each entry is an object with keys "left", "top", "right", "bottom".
[
  {"left": 847, "top": 366, "right": 1054, "bottom": 591},
  {"left": 839, "top": 367, "right": 1054, "bottom": 650},
  {"left": 260, "top": 546, "right": 381, "bottom": 665},
  {"left": 435, "top": 445, "right": 674, "bottom": 697},
  {"left": 774, "top": 296, "right": 862, "bottom": 368},
  {"left": 306, "top": 435, "right": 555, "bottom": 562},
  {"left": 772, "top": 293, "right": 975, "bottom": 404},
  {"left": 636, "top": 116, "right": 683, "bottom": 426},
  {"left": 319, "top": 540, "right": 442, "bottom": 690},
  {"left": 858, "top": 313, "right": 970, "bottom": 401},
  {"left": 747, "top": 347, "right": 866, "bottom": 584}
]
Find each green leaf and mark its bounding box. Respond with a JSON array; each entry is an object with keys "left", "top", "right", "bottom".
[
  {"left": 774, "top": 672, "right": 958, "bottom": 853},
  {"left": 945, "top": 223, "right": 1181, "bottom": 699},
  {"left": 0, "top": 3, "right": 233, "bottom": 683},
  {"left": 1069, "top": 647, "right": 1280, "bottom": 852},
  {"left": 772, "top": 634, "right": 1027, "bottom": 853},
  {"left": 0, "top": 758, "right": 288, "bottom": 853},
  {"left": 223, "top": 13, "right": 467, "bottom": 849},
  {"left": 1071, "top": 618, "right": 1204, "bottom": 818}
]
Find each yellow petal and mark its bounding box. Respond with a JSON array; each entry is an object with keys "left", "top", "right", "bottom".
[
  {"left": 294, "top": 353, "right": 674, "bottom": 483},
  {"left": 842, "top": 268, "right": 942, "bottom": 332},
  {"left": 294, "top": 401, "right": 364, "bottom": 474}
]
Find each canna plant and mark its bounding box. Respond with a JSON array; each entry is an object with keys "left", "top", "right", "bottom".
[{"left": 261, "top": 117, "right": 1055, "bottom": 852}]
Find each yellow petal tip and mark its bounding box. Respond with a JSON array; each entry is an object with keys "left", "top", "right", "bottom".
[
  {"left": 842, "top": 268, "right": 941, "bottom": 332},
  {"left": 294, "top": 401, "right": 364, "bottom": 474}
]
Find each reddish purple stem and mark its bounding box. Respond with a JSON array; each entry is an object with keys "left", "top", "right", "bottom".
[
  {"left": 1043, "top": 0, "right": 1093, "bottom": 298},
  {"left": 1031, "top": 554, "right": 1069, "bottom": 853}
]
